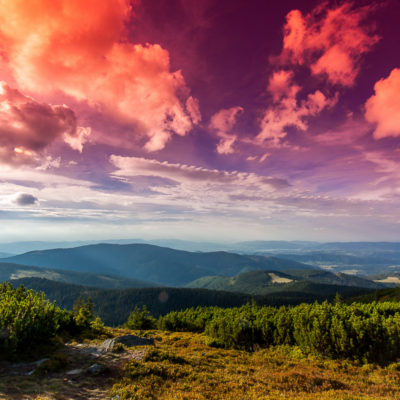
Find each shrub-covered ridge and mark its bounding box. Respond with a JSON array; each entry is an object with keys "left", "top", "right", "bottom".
[{"left": 158, "top": 300, "right": 400, "bottom": 363}]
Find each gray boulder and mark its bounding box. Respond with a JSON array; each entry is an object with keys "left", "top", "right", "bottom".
[
  {"left": 86, "top": 363, "right": 108, "bottom": 375},
  {"left": 99, "top": 334, "right": 154, "bottom": 352}
]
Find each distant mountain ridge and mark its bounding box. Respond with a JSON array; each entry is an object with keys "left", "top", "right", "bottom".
[
  {"left": 3, "top": 239, "right": 400, "bottom": 256},
  {"left": 2, "top": 243, "right": 315, "bottom": 287},
  {"left": 0, "top": 262, "right": 158, "bottom": 289},
  {"left": 186, "top": 269, "right": 382, "bottom": 295}
]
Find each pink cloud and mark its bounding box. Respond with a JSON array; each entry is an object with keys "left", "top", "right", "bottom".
[
  {"left": 313, "top": 119, "right": 370, "bottom": 145},
  {"left": 0, "top": 0, "right": 199, "bottom": 152},
  {"left": 185, "top": 96, "right": 202, "bottom": 125},
  {"left": 256, "top": 2, "right": 374, "bottom": 146},
  {"left": 0, "top": 81, "right": 85, "bottom": 165},
  {"left": 365, "top": 68, "right": 400, "bottom": 139},
  {"left": 257, "top": 72, "right": 337, "bottom": 144},
  {"left": 110, "top": 154, "right": 290, "bottom": 191},
  {"left": 282, "top": 2, "right": 379, "bottom": 86},
  {"left": 267, "top": 70, "right": 298, "bottom": 102},
  {"left": 209, "top": 106, "right": 243, "bottom": 154}
]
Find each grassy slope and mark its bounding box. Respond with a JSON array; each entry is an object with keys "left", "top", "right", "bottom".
[
  {"left": 111, "top": 330, "right": 400, "bottom": 400},
  {"left": 1, "top": 329, "right": 399, "bottom": 400}
]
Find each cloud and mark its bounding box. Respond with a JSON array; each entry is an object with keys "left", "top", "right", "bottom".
[
  {"left": 14, "top": 193, "right": 38, "bottom": 206},
  {"left": 110, "top": 155, "right": 290, "bottom": 191},
  {"left": 0, "top": 81, "right": 87, "bottom": 165},
  {"left": 185, "top": 96, "right": 202, "bottom": 125},
  {"left": 0, "top": 0, "right": 199, "bottom": 152},
  {"left": 267, "top": 70, "right": 297, "bottom": 102},
  {"left": 365, "top": 68, "right": 400, "bottom": 139},
  {"left": 255, "top": 1, "right": 376, "bottom": 146},
  {"left": 36, "top": 156, "right": 61, "bottom": 171},
  {"left": 257, "top": 72, "right": 337, "bottom": 144},
  {"left": 63, "top": 126, "right": 91, "bottom": 153},
  {"left": 209, "top": 106, "right": 243, "bottom": 154},
  {"left": 281, "top": 2, "right": 379, "bottom": 86},
  {"left": 313, "top": 119, "right": 370, "bottom": 145}
]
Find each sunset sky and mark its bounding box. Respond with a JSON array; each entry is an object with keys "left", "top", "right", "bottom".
[{"left": 0, "top": 0, "right": 400, "bottom": 242}]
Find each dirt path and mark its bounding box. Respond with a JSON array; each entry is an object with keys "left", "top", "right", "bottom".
[{"left": 0, "top": 342, "right": 147, "bottom": 400}]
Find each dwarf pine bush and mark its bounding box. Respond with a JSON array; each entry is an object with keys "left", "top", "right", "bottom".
[
  {"left": 0, "top": 283, "right": 107, "bottom": 358},
  {"left": 158, "top": 300, "right": 400, "bottom": 363},
  {"left": 0, "top": 283, "right": 65, "bottom": 358}
]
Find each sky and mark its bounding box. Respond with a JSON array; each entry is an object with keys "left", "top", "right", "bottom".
[{"left": 0, "top": 0, "right": 400, "bottom": 242}]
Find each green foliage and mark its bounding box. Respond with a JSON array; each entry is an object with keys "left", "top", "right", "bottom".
[
  {"left": 0, "top": 282, "right": 65, "bottom": 359},
  {"left": 158, "top": 301, "right": 400, "bottom": 364},
  {"left": 71, "top": 296, "right": 108, "bottom": 339},
  {"left": 0, "top": 283, "right": 107, "bottom": 359},
  {"left": 13, "top": 277, "right": 371, "bottom": 326},
  {"left": 73, "top": 296, "right": 95, "bottom": 328},
  {"left": 125, "top": 305, "right": 156, "bottom": 330},
  {"left": 90, "top": 316, "right": 106, "bottom": 334},
  {"left": 157, "top": 306, "right": 220, "bottom": 332}
]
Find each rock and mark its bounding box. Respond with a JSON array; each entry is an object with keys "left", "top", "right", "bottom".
[
  {"left": 86, "top": 363, "right": 107, "bottom": 375},
  {"left": 66, "top": 368, "right": 84, "bottom": 375},
  {"left": 34, "top": 358, "right": 50, "bottom": 367},
  {"left": 25, "top": 358, "right": 50, "bottom": 376},
  {"left": 99, "top": 335, "right": 155, "bottom": 352}
]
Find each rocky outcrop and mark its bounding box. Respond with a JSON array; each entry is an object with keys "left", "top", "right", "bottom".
[{"left": 99, "top": 334, "right": 154, "bottom": 352}]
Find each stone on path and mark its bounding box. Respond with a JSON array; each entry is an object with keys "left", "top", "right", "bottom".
[
  {"left": 99, "top": 335, "right": 154, "bottom": 353},
  {"left": 86, "top": 363, "right": 108, "bottom": 375},
  {"left": 66, "top": 368, "right": 84, "bottom": 375}
]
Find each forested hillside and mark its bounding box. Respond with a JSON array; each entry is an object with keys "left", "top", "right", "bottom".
[
  {"left": 0, "top": 262, "right": 158, "bottom": 289},
  {"left": 10, "top": 277, "right": 371, "bottom": 325},
  {"left": 3, "top": 243, "right": 314, "bottom": 286},
  {"left": 186, "top": 269, "right": 381, "bottom": 294}
]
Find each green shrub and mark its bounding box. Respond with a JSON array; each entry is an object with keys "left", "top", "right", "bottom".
[
  {"left": 0, "top": 283, "right": 107, "bottom": 359},
  {"left": 125, "top": 306, "right": 156, "bottom": 330},
  {"left": 158, "top": 300, "right": 400, "bottom": 364},
  {"left": 0, "top": 283, "right": 65, "bottom": 359}
]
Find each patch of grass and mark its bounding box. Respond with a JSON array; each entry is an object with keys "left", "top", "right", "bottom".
[
  {"left": 143, "top": 348, "right": 188, "bottom": 364},
  {"left": 1, "top": 328, "right": 400, "bottom": 399},
  {"left": 110, "top": 330, "right": 400, "bottom": 400}
]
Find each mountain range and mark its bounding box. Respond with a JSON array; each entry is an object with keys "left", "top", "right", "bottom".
[
  {"left": 1, "top": 243, "right": 314, "bottom": 287},
  {"left": 186, "top": 269, "right": 383, "bottom": 295},
  {"left": 0, "top": 262, "right": 157, "bottom": 289}
]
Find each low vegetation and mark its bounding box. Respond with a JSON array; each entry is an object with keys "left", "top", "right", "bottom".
[
  {"left": 9, "top": 277, "right": 371, "bottom": 326},
  {"left": 158, "top": 300, "right": 400, "bottom": 364},
  {"left": 0, "top": 283, "right": 107, "bottom": 360},
  {"left": 110, "top": 330, "right": 400, "bottom": 400},
  {"left": 2, "top": 282, "right": 400, "bottom": 399}
]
